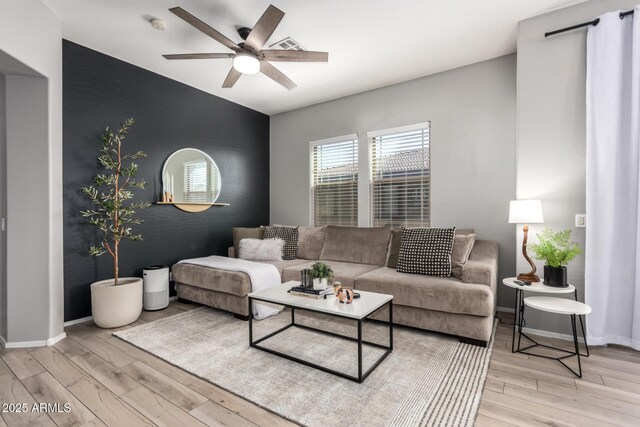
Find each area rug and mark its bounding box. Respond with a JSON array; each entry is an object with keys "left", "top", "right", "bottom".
[{"left": 114, "top": 307, "right": 495, "bottom": 427}]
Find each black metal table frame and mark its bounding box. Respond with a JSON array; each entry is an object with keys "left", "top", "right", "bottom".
[
  {"left": 511, "top": 287, "right": 589, "bottom": 377},
  {"left": 248, "top": 297, "right": 393, "bottom": 383}
]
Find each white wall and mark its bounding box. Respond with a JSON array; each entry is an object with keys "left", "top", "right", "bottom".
[
  {"left": 516, "top": 0, "right": 639, "bottom": 335},
  {"left": 271, "top": 54, "right": 517, "bottom": 308},
  {"left": 0, "top": 0, "right": 63, "bottom": 346}
]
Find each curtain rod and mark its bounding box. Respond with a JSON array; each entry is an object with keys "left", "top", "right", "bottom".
[{"left": 544, "top": 9, "right": 634, "bottom": 37}]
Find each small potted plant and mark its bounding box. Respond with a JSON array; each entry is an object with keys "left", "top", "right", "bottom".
[
  {"left": 80, "top": 118, "right": 150, "bottom": 328},
  {"left": 309, "top": 261, "right": 334, "bottom": 290},
  {"left": 528, "top": 228, "right": 582, "bottom": 287}
]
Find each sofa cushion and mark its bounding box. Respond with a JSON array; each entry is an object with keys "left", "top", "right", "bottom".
[
  {"left": 256, "top": 259, "right": 310, "bottom": 279},
  {"left": 297, "top": 226, "right": 326, "bottom": 260},
  {"left": 264, "top": 225, "right": 299, "bottom": 260},
  {"left": 397, "top": 227, "right": 455, "bottom": 276},
  {"left": 172, "top": 263, "right": 251, "bottom": 296},
  {"left": 355, "top": 267, "right": 493, "bottom": 316},
  {"left": 319, "top": 225, "right": 392, "bottom": 266},
  {"left": 282, "top": 260, "right": 381, "bottom": 288},
  {"left": 238, "top": 238, "right": 284, "bottom": 261},
  {"left": 386, "top": 229, "right": 402, "bottom": 268},
  {"left": 232, "top": 227, "right": 264, "bottom": 258},
  {"left": 451, "top": 233, "right": 477, "bottom": 279}
]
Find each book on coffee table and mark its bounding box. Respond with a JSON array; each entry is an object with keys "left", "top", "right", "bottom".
[{"left": 288, "top": 286, "right": 333, "bottom": 298}]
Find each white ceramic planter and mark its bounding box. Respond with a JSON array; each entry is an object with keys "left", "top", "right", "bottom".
[
  {"left": 313, "top": 277, "right": 328, "bottom": 290},
  {"left": 91, "top": 277, "right": 143, "bottom": 328}
]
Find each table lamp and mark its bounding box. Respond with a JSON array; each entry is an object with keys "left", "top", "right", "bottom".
[{"left": 509, "top": 200, "right": 544, "bottom": 282}]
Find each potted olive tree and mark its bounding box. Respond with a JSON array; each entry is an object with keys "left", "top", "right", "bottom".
[
  {"left": 309, "top": 261, "right": 334, "bottom": 290},
  {"left": 80, "top": 118, "right": 150, "bottom": 328},
  {"left": 528, "top": 228, "right": 582, "bottom": 287}
]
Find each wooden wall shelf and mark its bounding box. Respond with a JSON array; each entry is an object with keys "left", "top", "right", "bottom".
[{"left": 155, "top": 202, "right": 230, "bottom": 213}]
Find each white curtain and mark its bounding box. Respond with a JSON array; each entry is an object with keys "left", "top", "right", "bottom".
[{"left": 586, "top": 7, "right": 640, "bottom": 349}]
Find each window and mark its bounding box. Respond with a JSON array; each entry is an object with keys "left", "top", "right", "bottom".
[
  {"left": 369, "top": 122, "right": 430, "bottom": 228},
  {"left": 310, "top": 135, "right": 358, "bottom": 226},
  {"left": 184, "top": 160, "right": 207, "bottom": 203}
]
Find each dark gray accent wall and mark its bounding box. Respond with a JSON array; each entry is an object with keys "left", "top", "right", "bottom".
[{"left": 63, "top": 41, "right": 269, "bottom": 322}]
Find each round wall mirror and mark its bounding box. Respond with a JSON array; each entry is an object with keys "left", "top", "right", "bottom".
[{"left": 162, "top": 148, "right": 221, "bottom": 204}]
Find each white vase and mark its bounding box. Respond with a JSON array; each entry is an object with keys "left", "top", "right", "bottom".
[
  {"left": 313, "top": 278, "right": 328, "bottom": 290},
  {"left": 91, "top": 277, "right": 143, "bottom": 328}
]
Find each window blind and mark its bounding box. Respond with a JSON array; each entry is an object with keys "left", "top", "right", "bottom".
[
  {"left": 311, "top": 136, "right": 358, "bottom": 226},
  {"left": 369, "top": 123, "right": 430, "bottom": 228},
  {"left": 184, "top": 160, "right": 207, "bottom": 203}
]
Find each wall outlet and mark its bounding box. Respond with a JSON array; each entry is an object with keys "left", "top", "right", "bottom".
[
  {"left": 1, "top": 218, "right": 4, "bottom": 232},
  {"left": 575, "top": 214, "right": 586, "bottom": 228}
]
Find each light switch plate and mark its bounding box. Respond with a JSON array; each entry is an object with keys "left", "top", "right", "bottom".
[{"left": 575, "top": 214, "right": 586, "bottom": 228}]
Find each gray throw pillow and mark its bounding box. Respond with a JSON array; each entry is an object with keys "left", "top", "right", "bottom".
[
  {"left": 450, "top": 233, "right": 477, "bottom": 279},
  {"left": 396, "top": 227, "right": 456, "bottom": 276},
  {"left": 298, "top": 226, "right": 327, "bottom": 260},
  {"left": 232, "top": 227, "right": 264, "bottom": 258},
  {"left": 386, "top": 229, "right": 402, "bottom": 268},
  {"left": 455, "top": 228, "right": 475, "bottom": 236}
]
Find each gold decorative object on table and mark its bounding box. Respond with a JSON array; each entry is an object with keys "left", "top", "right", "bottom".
[
  {"left": 333, "top": 281, "right": 342, "bottom": 296},
  {"left": 508, "top": 200, "right": 544, "bottom": 282}
]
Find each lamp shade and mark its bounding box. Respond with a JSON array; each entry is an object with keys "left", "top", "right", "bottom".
[{"left": 508, "top": 200, "right": 544, "bottom": 224}]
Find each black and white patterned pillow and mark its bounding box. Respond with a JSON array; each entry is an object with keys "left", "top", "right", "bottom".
[
  {"left": 396, "top": 227, "right": 456, "bottom": 276},
  {"left": 263, "top": 226, "right": 299, "bottom": 260}
]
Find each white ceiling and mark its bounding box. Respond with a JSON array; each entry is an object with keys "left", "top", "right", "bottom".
[{"left": 42, "top": 0, "right": 582, "bottom": 115}]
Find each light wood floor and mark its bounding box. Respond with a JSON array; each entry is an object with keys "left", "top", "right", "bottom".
[{"left": 1, "top": 302, "right": 639, "bottom": 427}]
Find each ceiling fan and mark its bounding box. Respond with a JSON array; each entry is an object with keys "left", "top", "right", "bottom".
[{"left": 163, "top": 4, "right": 328, "bottom": 89}]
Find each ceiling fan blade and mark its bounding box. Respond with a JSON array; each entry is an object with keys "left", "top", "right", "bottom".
[
  {"left": 163, "top": 53, "right": 235, "bottom": 60},
  {"left": 260, "top": 61, "right": 296, "bottom": 89},
  {"left": 169, "top": 7, "right": 239, "bottom": 51},
  {"left": 245, "top": 4, "right": 285, "bottom": 52},
  {"left": 260, "top": 50, "right": 328, "bottom": 62},
  {"left": 222, "top": 67, "right": 242, "bottom": 88}
]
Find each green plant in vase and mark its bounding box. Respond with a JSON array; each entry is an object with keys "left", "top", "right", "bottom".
[
  {"left": 528, "top": 228, "right": 582, "bottom": 287},
  {"left": 309, "top": 261, "right": 334, "bottom": 290},
  {"left": 80, "top": 118, "right": 151, "bottom": 328}
]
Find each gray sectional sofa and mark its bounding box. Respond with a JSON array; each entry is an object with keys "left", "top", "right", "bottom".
[{"left": 172, "top": 225, "right": 498, "bottom": 344}]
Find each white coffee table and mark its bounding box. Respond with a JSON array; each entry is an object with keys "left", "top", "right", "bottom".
[{"left": 248, "top": 281, "right": 393, "bottom": 383}]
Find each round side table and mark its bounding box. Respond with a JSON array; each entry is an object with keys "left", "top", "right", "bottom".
[
  {"left": 501, "top": 278, "right": 589, "bottom": 361},
  {"left": 524, "top": 296, "right": 591, "bottom": 377}
]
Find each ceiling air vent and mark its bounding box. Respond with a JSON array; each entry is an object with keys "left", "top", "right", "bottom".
[{"left": 269, "top": 37, "right": 305, "bottom": 51}]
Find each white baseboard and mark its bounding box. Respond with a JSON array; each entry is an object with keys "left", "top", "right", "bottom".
[
  {"left": 521, "top": 326, "right": 585, "bottom": 343},
  {"left": 2, "top": 331, "right": 68, "bottom": 349},
  {"left": 63, "top": 316, "right": 93, "bottom": 327},
  {"left": 0, "top": 334, "right": 6, "bottom": 348},
  {"left": 497, "top": 307, "right": 584, "bottom": 343},
  {"left": 46, "top": 332, "right": 67, "bottom": 346},
  {"left": 62, "top": 297, "right": 177, "bottom": 328}
]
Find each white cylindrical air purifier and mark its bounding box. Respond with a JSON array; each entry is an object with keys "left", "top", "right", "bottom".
[{"left": 143, "top": 265, "right": 169, "bottom": 311}]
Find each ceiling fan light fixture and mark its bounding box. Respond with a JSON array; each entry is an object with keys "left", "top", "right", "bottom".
[{"left": 233, "top": 53, "right": 260, "bottom": 75}]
